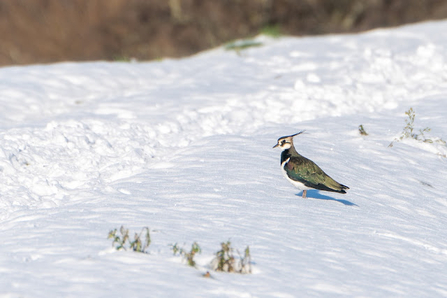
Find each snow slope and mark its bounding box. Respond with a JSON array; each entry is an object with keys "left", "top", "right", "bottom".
[{"left": 1, "top": 20, "right": 447, "bottom": 297}]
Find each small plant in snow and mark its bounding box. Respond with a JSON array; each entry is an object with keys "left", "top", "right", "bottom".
[
  {"left": 389, "top": 108, "right": 446, "bottom": 148},
  {"left": 171, "top": 242, "right": 201, "bottom": 267},
  {"left": 358, "top": 124, "right": 368, "bottom": 136},
  {"left": 108, "top": 226, "right": 151, "bottom": 253},
  {"left": 210, "top": 240, "right": 252, "bottom": 274}
]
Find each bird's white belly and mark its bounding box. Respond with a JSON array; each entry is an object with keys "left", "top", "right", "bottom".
[{"left": 281, "top": 158, "right": 312, "bottom": 190}]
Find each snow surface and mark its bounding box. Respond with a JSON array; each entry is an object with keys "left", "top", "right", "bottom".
[{"left": 1, "top": 20, "right": 447, "bottom": 297}]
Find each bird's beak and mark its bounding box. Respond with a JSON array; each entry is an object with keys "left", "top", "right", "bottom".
[{"left": 273, "top": 143, "right": 279, "bottom": 148}]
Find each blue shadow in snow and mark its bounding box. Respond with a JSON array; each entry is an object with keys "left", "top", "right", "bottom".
[{"left": 296, "top": 190, "right": 358, "bottom": 206}]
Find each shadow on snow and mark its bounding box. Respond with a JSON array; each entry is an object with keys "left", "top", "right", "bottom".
[{"left": 296, "top": 190, "right": 358, "bottom": 206}]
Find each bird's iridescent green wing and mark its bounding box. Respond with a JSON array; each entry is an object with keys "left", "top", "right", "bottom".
[{"left": 284, "top": 156, "right": 344, "bottom": 191}]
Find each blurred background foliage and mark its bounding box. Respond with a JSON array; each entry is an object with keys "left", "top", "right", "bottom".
[{"left": 1, "top": 0, "right": 447, "bottom": 66}]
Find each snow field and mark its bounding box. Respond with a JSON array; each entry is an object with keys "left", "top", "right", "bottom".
[{"left": 1, "top": 20, "right": 447, "bottom": 297}]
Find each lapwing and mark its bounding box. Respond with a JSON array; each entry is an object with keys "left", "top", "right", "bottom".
[{"left": 273, "top": 131, "right": 349, "bottom": 198}]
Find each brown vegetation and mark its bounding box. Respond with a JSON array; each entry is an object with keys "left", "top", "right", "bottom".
[{"left": 1, "top": 0, "right": 447, "bottom": 66}]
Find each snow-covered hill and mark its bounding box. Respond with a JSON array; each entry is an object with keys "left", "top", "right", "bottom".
[{"left": 1, "top": 20, "right": 447, "bottom": 297}]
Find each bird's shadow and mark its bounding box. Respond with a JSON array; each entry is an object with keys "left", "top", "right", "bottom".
[{"left": 296, "top": 190, "right": 358, "bottom": 206}]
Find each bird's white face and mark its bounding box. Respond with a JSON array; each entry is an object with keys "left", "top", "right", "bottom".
[{"left": 273, "top": 137, "right": 293, "bottom": 149}]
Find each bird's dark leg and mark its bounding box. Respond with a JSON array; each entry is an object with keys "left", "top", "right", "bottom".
[{"left": 302, "top": 190, "right": 307, "bottom": 198}]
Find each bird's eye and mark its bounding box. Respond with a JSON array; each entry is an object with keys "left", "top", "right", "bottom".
[{"left": 281, "top": 141, "right": 285, "bottom": 145}]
